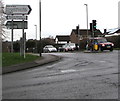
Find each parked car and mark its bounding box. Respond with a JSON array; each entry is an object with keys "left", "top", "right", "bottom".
[
  {"left": 58, "top": 44, "right": 74, "bottom": 52},
  {"left": 69, "top": 43, "right": 79, "bottom": 50},
  {"left": 87, "top": 37, "right": 114, "bottom": 51},
  {"left": 43, "top": 45, "right": 57, "bottom": 53},
  {"left": 58, "top": 46, "right": 64, "bottom": 52}
]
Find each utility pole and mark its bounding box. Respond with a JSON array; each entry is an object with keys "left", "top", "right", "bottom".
[{"left": 39, "top": 0, "right": 42, "bottom": 57}]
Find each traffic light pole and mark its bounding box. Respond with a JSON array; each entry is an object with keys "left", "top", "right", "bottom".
[{"left": 92, "top": 20, "right": 96, "bottom": 52}]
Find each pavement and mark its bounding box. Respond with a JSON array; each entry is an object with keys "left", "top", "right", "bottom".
[{"left": 2, "top": 54, "right": 61, "bottom": 74}]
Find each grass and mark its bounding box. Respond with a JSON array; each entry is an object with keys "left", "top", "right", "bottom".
[
  {"left": 114, "top": 48, "right": 120, "bottom": 50},
  {"left": 2, "top": 53, "right": 40, "bottom": 67}
]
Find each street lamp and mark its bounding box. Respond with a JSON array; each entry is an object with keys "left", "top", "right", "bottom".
[
  {"left": 84, "top": 4, "right": 89, "bottom": 47},
  {"left": 34, "top": 25, "right": 37, "bottom": 53},
  {"left": 34, "top": 25, "right": 37, "bottom": 40}
]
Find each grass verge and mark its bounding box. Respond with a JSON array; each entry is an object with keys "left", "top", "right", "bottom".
[
  {"left": 114, "top": 48, "right": 120, "bottom": 50},
  {"left": 2, "top": 53, "right": 40, "bottom": 67}
]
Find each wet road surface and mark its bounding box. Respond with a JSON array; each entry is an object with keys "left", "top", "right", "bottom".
[{"left": 3, "top": 50, "right": 119, "bottom": 99}]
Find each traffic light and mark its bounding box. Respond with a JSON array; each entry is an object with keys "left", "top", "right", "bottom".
[{"left": 92, "top": 20, "right": 97, "bottom": 31}]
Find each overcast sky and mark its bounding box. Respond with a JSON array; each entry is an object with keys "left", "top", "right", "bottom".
[{"left": 3, "top": 0, "right": 119, "bottom": 41}]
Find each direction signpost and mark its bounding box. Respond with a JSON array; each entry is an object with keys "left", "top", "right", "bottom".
[
  {"left": 5, "top": 5, "right": 32, "bottom": 15},
  {"left": 5, "top": 5, "right": 32, "bottom": 58},
  {"left": 5, "top": 21, "right": 28, "bottom": 29},
  {"left": 6, "top": 15, "right": 27, "bottom": 20}
]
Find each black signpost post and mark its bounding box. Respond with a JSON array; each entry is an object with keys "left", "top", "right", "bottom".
[{"left": 11, "top": 14, "right": 14, "bottom": 53}]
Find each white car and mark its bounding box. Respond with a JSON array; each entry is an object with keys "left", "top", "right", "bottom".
[
  {"left": 65, "top": 43, "right": 79, "bottom": 50},
  {"left": 69, "top": 43, "right": 79, "bottom": 50},
  {"left": 43, "top": 45, "right": 57, "bottom": 52}
]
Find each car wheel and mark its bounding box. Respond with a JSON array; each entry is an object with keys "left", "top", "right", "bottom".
[
  {"left": 100, "top": 47, "right": 103, "bottom": 51},
  {"left": 110, "top": 48, "right": 113, "bottom": 51}
]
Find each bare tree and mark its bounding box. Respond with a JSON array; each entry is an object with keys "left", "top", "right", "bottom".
[{"left": 0, "top": 0, "right": 6, "bottom": 40}]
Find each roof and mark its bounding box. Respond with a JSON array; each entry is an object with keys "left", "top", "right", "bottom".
[
  {"left": 71, "top": 29, "right": 103, "bottom": 36},
  {"left": 88, "top": 37, "right": 105, "bottom": 40},
  {"left": 55, "top": 35, "right": 70, "bottom": 41},
  {"left": 107, "top": 28, "right": 120, "bottom": 34}
]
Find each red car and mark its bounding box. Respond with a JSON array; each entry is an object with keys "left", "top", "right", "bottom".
[{"left": 87, "top": 37, "right": 114, "bottom": 51}]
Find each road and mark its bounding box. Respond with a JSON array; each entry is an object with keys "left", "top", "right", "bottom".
[{"left": 3, "top": 50, "right": 119, "bottom": 99}]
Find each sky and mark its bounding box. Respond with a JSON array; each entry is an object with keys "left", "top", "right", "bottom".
[{"left": 3, "top": 0, "right": 120, "bottom": 41}]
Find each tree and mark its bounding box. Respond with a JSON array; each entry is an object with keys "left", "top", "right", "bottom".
[
  {"left": 26, "top": 39, "right": 36, "bottom": 52},
  {"left": 13, "top": 41, "right": 20, "bottom": 52},
  {"left": 0, "top": 0, "right": 6, "bottom": 40}
]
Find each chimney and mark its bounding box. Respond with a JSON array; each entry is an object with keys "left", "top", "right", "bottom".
[
  {"left": 76, "top": 25, "right": 79, "bottom": 34},
  {"left": 104, "top": 29, "right": 107, "bottom": 34},
  {"left": 76, "top": 25, "right": 79, "bottom": 30}
]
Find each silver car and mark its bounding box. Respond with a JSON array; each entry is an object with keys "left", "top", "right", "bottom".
[{"left": 43, "top": 45, "right": 57, "bottom": 53}]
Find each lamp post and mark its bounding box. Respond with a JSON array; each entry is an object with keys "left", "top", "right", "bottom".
[
  {"left": 84, "top": 4, "right": 89, "bottom": 48},
  {"left": 34, "top": 25, "right": 37, "bottom": 53}
]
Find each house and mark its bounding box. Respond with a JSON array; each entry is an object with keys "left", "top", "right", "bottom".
[
  {"left": 55, "top": 35, "right": 70, "bottom": 44},
  {"left": 70, "top": 25, "right": 103, "bottom": 44}
]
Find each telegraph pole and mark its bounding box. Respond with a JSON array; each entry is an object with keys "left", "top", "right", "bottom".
[{"left": 39, "top": 0, "right": 42, "bottom": 57}]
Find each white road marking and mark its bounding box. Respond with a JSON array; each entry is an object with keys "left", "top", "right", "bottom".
[{"left": 61, "top": 69, "right": 76, "bottom": 73}]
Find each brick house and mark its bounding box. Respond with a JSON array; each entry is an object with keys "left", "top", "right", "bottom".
[
  {"left": 70, "top": 25, "right": 104, "bottom": 49},
  {"left": 70, "top": 26, "right": 103, "bottom": 44}
]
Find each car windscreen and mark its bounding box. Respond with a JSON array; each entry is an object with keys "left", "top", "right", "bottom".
[
  {"left": 62, "top": 45, "right": 67, "bottom": 48},
  {"left": 62, "top": 45, "right": 70, "bottom": 48},
  {"left": 69, "top": 43, "right": 75, "bottom": 46},
  {"left": 46, "top": 45, "right": 54, "bottom": 48},
  {"left": 97, "top": 39, "right": 107, "bottom": 43}
]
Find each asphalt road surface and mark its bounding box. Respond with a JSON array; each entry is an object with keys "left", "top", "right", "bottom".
[{"left": 3, "top": 50, "right": 119, "bottom": 99}]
